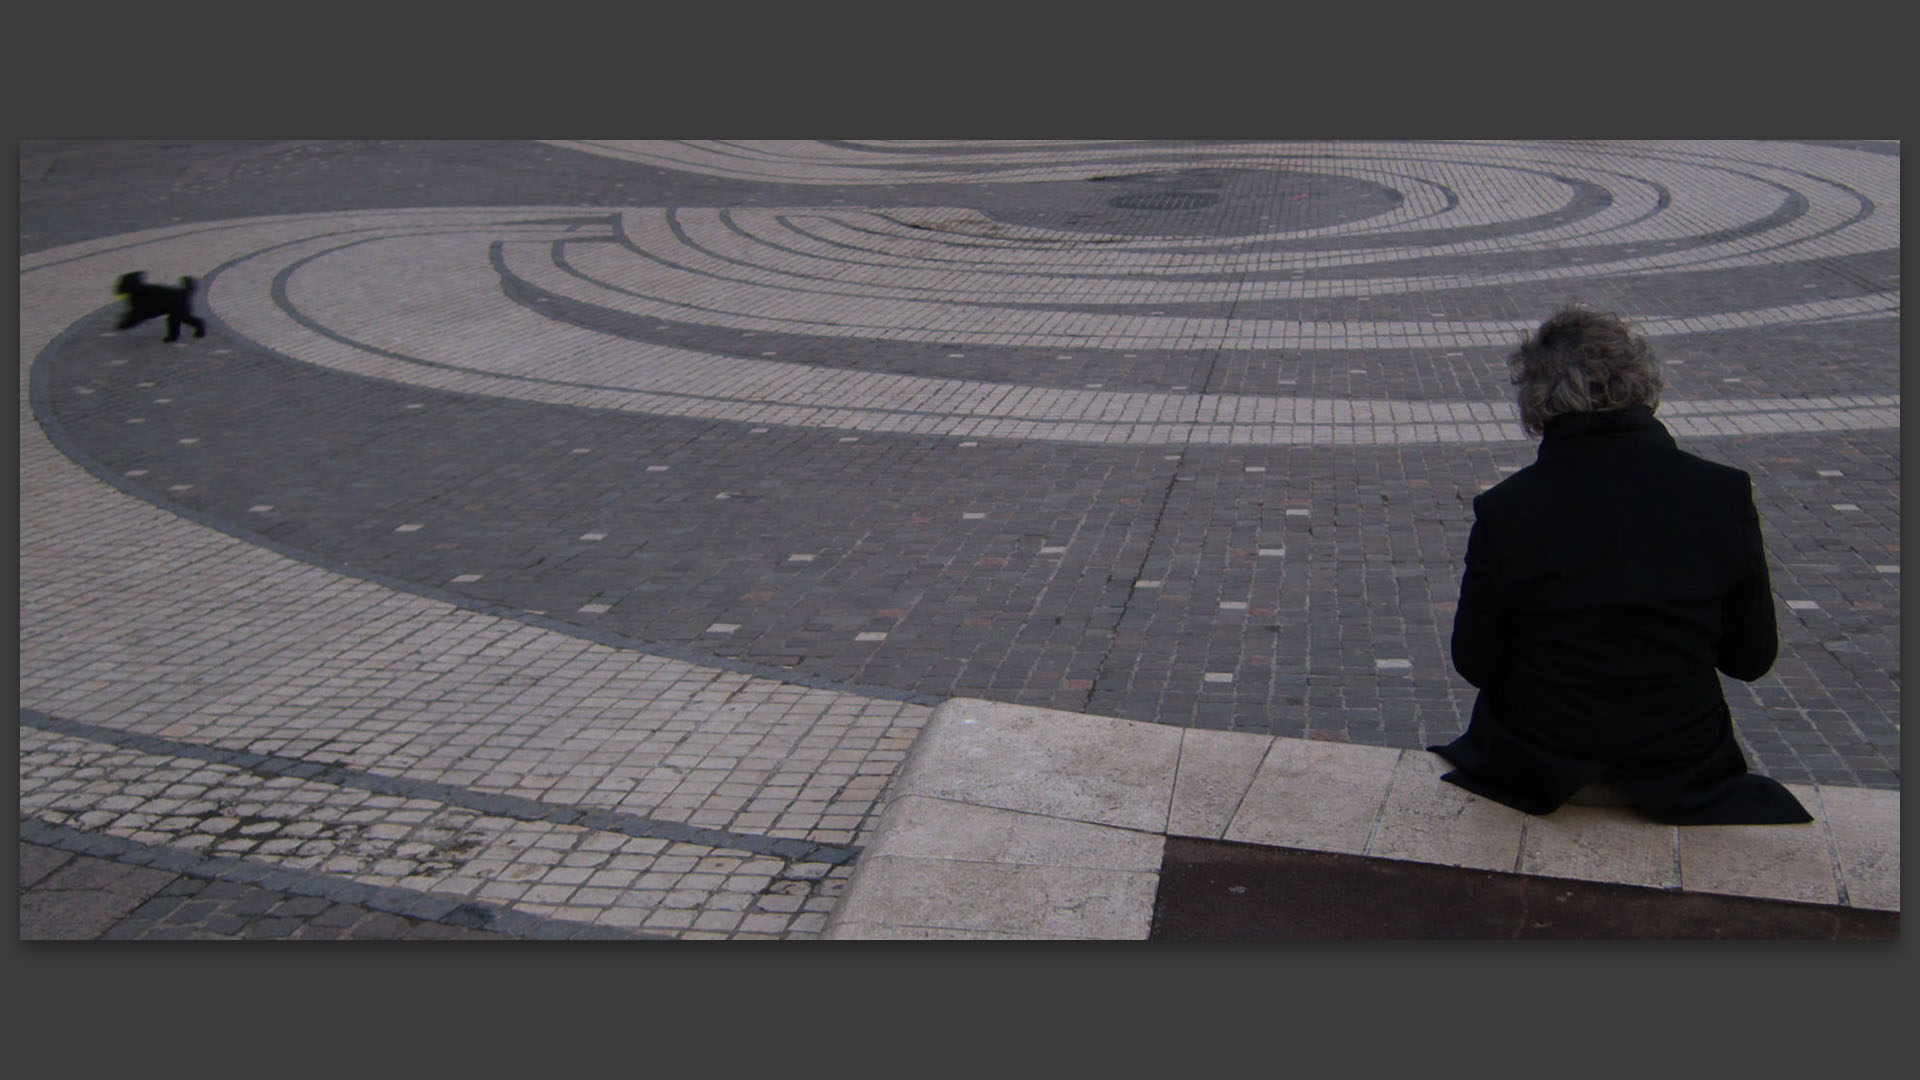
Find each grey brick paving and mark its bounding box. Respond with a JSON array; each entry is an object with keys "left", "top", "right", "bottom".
[{"left": 18, "top": 140, "right": 1899, "bottom": 941}]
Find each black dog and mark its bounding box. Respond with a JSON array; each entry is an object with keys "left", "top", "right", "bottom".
[{"left": 115, "top": 271, "right": 206, "bottom": 342}]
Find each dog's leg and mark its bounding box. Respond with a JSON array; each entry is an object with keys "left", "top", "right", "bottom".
[
  {"left": 186, "top": 315, "right": 207, "bottom": 338},
  {"left": 164, "top": 314, "right": 182, "bottom": 342}
]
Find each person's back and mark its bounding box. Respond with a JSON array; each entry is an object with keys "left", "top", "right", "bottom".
[{"left": 1430, "top": 305, "right": 1811, "bottom": 826}]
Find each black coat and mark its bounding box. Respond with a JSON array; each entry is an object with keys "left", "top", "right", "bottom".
[{"left": 1429, "top": 405, "right": 1811, "bottom": 825}]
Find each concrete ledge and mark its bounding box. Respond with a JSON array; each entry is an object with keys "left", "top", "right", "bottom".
[{"left": 825, "top": 699, "right": 1900, "bottom": 939}]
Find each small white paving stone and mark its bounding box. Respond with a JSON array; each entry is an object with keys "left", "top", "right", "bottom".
[
  {"left": 1833, "top": 504, "right": 1861, "bottom": 512},
  {"left": 451, "top": 574, "right": 483, "bottom": 583},
  {"left": 1785, "top": 600, "right": 1821, "bottom": 610},
  {"left": 855, "top": 632, "right": 888, "bottom": 642},
  {"left": 395, "top": 523, "right": 422, "bottom": 532},
  {"left": 578, "top": 603, "right": 612, "bottom": 613},
  {"left": 248, "top": 505, "right": 273, "bottom": 513},
  {"left": 1375, "top": 658, "right": 1413, "bottom": 670},
  {"left": 581, "top": 532, "right": 607, "bottom": 541}
]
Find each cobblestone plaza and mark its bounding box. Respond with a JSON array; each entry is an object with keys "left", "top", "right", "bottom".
[{"left": 18, "top": 140, "right": 1899, "bottom": 938}]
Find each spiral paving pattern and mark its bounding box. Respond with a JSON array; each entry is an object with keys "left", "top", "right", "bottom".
[{"left": 195, "top": 140, "right": 1895, "bottom": 445}]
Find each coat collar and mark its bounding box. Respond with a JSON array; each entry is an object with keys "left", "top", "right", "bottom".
[{"left": 1537, "top": 404, "right": 1673, "bottom": 459}]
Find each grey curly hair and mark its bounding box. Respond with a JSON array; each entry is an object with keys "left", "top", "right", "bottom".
[{"left": 1510, "top": 304, "right": 1665, "bottom": 437}]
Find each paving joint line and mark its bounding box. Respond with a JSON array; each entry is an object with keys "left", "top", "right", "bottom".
[
  {"left": 21, "top": 708, "right": 863, "bottom": 866},
  {"left": 18, "top": 816, "right": 667, "bottom": 940},
  {"left": 1076, "top": 455, "right": 1186, "bottom": 713}
]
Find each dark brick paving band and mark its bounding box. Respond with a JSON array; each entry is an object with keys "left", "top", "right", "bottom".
[{"left": 36, "top": 306, "right": 1898, "bottom": 786}]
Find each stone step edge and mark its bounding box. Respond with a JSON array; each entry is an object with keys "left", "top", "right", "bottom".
[{"left": 826, "top": 698, "right": 1899, "bottom": 940}]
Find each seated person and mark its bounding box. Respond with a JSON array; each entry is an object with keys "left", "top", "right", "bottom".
[{"left": 1429, "top": 304, "right": 1812, "bottom": 826}]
